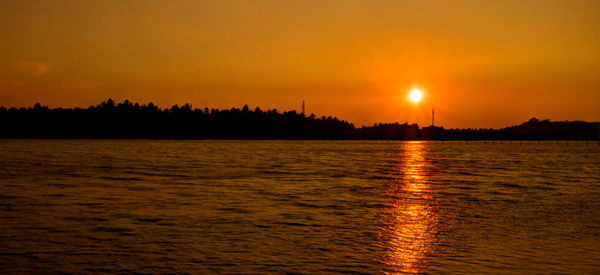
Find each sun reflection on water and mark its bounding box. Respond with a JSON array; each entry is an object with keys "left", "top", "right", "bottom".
[{"left": 379, "top": 141, "right": 440, "bottom": 274}]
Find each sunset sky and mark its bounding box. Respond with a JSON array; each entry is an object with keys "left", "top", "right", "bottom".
[{"left": 0, "top": 0, "right": 598, "bottom": 128}]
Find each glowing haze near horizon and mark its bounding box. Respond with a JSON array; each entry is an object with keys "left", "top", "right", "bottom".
[{"left": 0, "top": 0, "right": 598, "bottom": 128}]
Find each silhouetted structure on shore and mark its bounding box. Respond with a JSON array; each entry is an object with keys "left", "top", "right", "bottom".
[
  {"left": 353, "top": 118, "right": 599, "bottom": 140},
  {"left": 0, "top": 100, "right": 598, "bottom": 140}
]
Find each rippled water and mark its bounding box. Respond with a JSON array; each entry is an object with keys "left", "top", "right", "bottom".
[{"left": 0, "top": 140, "right": 599, "bottom": 273}]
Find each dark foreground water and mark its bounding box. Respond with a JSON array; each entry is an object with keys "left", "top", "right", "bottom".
[{"left": 0, "top": 140, "right": 599, "bottom": 274}]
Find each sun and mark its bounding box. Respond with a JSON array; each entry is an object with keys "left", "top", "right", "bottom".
[{"left": 409, "top": 88, "right": 423, "bottom": 103}]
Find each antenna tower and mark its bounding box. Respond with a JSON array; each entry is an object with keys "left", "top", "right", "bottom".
[{"left": 302, "top": 100, "right": 305, "bottom": 114}]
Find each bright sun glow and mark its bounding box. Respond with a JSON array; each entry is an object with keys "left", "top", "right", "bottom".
[{"left": 409, "top": 89, "right": 423, "bottom": 103}]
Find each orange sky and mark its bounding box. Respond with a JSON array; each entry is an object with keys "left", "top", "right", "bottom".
[{"left": 0, "top": 0, "right": 598, "bottom": 128}]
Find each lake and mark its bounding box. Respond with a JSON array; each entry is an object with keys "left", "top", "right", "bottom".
[{"left": 0, "top": 140, "right": 599, "bottom": 273}]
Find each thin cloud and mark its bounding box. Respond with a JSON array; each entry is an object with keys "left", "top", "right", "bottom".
[
  {"left": 59, "top": 81, "right": 105, "bottom": 91},
  {"left": 14, "top": 61, "right": 51, "bottom": 76}
]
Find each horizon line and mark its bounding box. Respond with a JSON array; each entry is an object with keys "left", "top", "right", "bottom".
[{"left": 1, "top": 98, "right": 597, "bottom": 131}]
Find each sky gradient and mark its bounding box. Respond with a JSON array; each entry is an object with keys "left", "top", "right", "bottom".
[{"left": 1, "top": 0, "right": 598, "bottom": 128}]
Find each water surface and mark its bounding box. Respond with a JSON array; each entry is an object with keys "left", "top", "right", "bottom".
[{"left": 0, "top": 140, "right": 599, "bottom": 273}]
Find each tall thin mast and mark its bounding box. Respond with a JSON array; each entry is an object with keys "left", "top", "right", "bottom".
[{"left": 302, "top": 100, "right": 305, "bottom": 115}]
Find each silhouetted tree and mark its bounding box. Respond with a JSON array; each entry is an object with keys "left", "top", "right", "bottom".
[{"left": 0, "top": 100, "right": 598, "bottom": 140}]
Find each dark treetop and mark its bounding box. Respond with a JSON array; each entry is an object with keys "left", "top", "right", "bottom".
[{"left": 1, "top": 99, "right": 598, "bottom": 140}]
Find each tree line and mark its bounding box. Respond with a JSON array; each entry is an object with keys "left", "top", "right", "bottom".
[{"left": 0, "top": 99, "right": 598, "bottom": 140}]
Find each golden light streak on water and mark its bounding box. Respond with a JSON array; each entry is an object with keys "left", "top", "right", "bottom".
[{"left": 380, "top": 141, "right": 440, "bottom": 274}]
